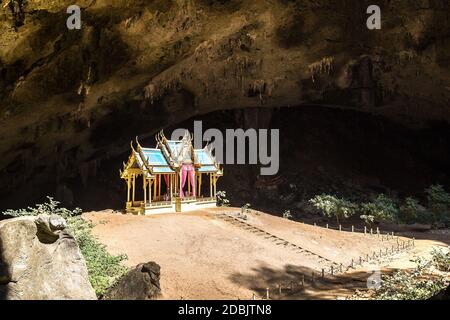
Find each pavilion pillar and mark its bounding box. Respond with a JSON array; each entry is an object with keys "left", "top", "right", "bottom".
[
  {"left": 179, "top": 170, "right": 182, "bottom": 198},
  {"left": 153, "top": 175, "right": 157, "bottom": 201},
  {"left": 132, "top": 174, "right": 136, "bottom": 203},
  {"left": 213, "top": 174, "right": 217, "bottom": 197},
  {"left": 198, "top": 173, "right": 202, "bottom": 197},
  {"left": 170, "top": 175, "right": 173, "bottom": 200},
  {"left": 143, "top": 177, "right": 147, "bottom": 205},
  {"left": 158, "top": 175, "right": 161, "bottom": 198},
  {"left": 148, "top": 179, "right": 152, "bottom": 204},
  {"left": 209, "top": 173, "right": 213, "bottom": 198},
  {"left": 127, "top": 176, "right": 131, "bottom": 202}
]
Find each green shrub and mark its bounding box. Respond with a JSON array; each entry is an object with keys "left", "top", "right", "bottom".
[
  {"left": 309, "top": 194, "right": 357, "bottom": 224},
  {"left": 3, "top": 197, "right": 128, "bottom": 297},
  {"left": 241, "top": 203, "right": 251, "bottom": 214},
  {"left": 360, "top": 194, "right": 398, "bottom": 223},
  {"left": 372, "top": 259, "right": 447, "bottom": 300},
  {"left": 398, "top": 197, "right": 420, "bottom": 224},
  {"left": 431, "top": 248, "right": 450, "bottom": 272},
  {"left": 283, "top": 210, "right": 292, "bottom": 220},
  {"left": 425, "top": 184, "right": 450, "bottom": 222},
  {"left": 216, "top": 190, "right": 230, "bottom": 207},
  {"left": 360, "top": 214, "right": 375, "bottom": 226}
]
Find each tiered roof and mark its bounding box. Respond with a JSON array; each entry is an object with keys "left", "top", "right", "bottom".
[{"left": 120, "top": 131, "right": 222, "bottom": 179}]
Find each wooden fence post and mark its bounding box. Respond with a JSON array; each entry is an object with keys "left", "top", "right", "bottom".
[
  {"left": 370, "top": 228, "right": 373, "bottom": 235},
  {"left": 351, "top": 225, "right": 354, "bottom": 233},
  {"left": 339, "top": 225, "right": 342, "bottom": 232},
  {"left": 278, "top": 284, "right": 282, "bottom": 296},
  {"left": 321, "top": 268, "right": 325, "bottom": 279},
  {"left": 266, "top": 288, "right": 270, "bottom": 300},
  {"left": 376, "top": 227, "right": 380, "bottom": 236},
  {"left": 364, "top": 226, "right": 367, "bottom": 235},
  {"left": 326, "top": 223, "right": 329, "bottom": 229}
]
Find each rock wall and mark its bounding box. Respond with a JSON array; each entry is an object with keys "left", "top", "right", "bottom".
[
  {"left": 0, "top": 0, "right": 449, "bottom": 208},
  {"left": 0, "top": 215, "right": 96, "bottom": 300}
]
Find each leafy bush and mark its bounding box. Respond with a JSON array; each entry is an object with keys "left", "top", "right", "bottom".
[
  {"left": 431, "top": 248, "right": 450, "bottom": 272},
  {"left": 425, "top": 184, "right": 450, "bottom": 224},
  {"left": 360, "top": 194, "right": 398, "bottom": 223},
  {"left": 241, "top": 203, "right": 251, "bottom": 214},
  {"left": 360, "top": 214, "right": 375, "bottom": 226},
  {"left": 309, "top": 194, "right": 357, "bottom": 224},
  {"left": 283, "top": 210, "right": 292, "bottom": 220},
  {"left": 3, "top": 197, "right": 128, "bottom": 297},
  {"left": 372, "top": 259, "right": 447, "bottom": 300},
  {"left": 398, "top": 197, "right": 420, "bottom": 224},
  {"left": 216, "top": 190, "right": 230, "bottom": 207}
]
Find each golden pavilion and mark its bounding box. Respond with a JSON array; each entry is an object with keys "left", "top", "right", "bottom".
[{"left": 120, "top": 131, "right": 223, "bottom": 214}]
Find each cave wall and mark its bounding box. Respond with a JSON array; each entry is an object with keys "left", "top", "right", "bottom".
[{"left": 0, "top": 0, "right": 449, "bottom": 209}]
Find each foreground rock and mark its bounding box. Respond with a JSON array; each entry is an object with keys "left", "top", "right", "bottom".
[
  {"left": 103, "top": 262, "right": 161, "bottom": 300},
  {"left": 0, "top": 215, "right": 96, "bottom": 300}
]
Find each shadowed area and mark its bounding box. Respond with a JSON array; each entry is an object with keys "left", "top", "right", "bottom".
[{"left": 0, "top": 234, "right": 9, "bottom": 299}]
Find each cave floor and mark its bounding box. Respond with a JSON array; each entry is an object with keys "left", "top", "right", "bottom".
[{"left": 84, "top": 208, "right": 448, "bottom": 300}]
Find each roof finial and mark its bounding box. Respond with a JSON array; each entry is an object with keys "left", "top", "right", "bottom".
[{"left": 136, "top": 136, "right": 141, "bottom": 148}]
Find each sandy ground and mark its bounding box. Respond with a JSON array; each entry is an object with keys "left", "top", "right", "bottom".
[{"left": 84, "top": 207, "right": 449, "bottom": 300}]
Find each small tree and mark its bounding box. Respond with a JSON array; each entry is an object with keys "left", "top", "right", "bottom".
[
  {"left": 309, "top": 194, "right": 357, "bottom": 224},
  {"left": 425, "top": 184, "right": 450, "bottom": 216},
  {"left": 360, "top": 194, "right": 398, "bottom": 223},
  {"left": 216, "top": 191, "right": 230, "bottom": 207},
  {"left": 283, "top": 210, "right": 292, "bottom": 220},
  {"left": 399, "top": 197, "right": 420, "bottom": 224},
  {"left": 241, "top": 203, "right": 251, "bottom": 214}
]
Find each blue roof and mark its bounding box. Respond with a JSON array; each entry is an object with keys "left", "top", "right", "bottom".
[
  {"left": 141, "top": 149, "right": 169, "bottom": 166},
  {"left": 198, "top": 165, "right": 218, "bottom": 173},
  {"left": 195, "top": 149, "right": 214, "bottom": 165},
  {"left": 140, "top": 148, "right": 174, "bottom": 173}
]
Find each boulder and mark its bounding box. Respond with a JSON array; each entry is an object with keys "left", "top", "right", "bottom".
[
  {"left": 103, "top": 262, "right": 161, "bottom": 300},
  {"left": 0, "top": 215, "right": 96, "bottom": 300}
]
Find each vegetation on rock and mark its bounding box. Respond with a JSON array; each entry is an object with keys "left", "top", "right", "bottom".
[{"left": 3, "top": 197, "right": 128, "bottom": 297}]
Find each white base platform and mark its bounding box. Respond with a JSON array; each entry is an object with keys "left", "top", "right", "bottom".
[{"left": 126, "top": 200, "right": 217, "bottom": 215}]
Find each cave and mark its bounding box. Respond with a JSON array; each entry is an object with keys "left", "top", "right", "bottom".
[
  {"left": 1, "top": 104, "right": 449, "bottom": 217},
  {"left": 1, "top": 0, "right": 450, "bottom": 302}
]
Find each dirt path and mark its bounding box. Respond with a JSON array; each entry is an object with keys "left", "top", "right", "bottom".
[{"left": 84, "top": 208, "right": 449, "bottom": 300}]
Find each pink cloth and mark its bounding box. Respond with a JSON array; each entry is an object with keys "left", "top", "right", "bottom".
[
  {"left": 189, "top": 168, "right": 196, "bottom": 197},
  {"left": 180, "top": 165, "right": 195, "bottom": 198}
]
